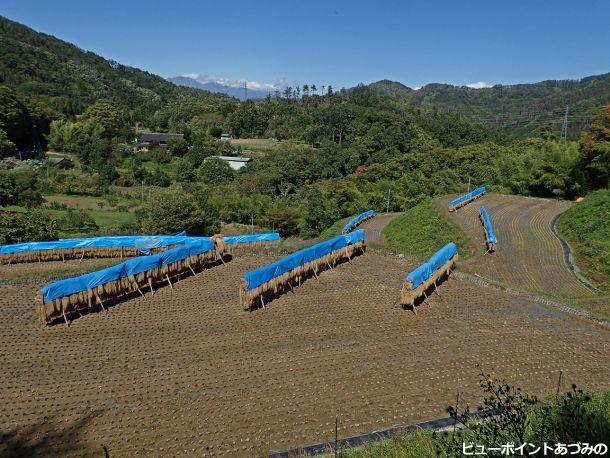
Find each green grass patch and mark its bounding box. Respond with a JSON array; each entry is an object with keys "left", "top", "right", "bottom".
[
  {"left": 557, "top": 189, "right": 610, "bottom": 291},
  {"left": 337, "top": 430, "right": 440, "bottom": 457},
  {"left": 319, "top": 217, "right": 349, "bottom": 239},
  {"left": 382, "top": 199, "right": 474, "bottom": 261}
]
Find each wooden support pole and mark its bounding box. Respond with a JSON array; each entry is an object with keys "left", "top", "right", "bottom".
[
  {"left": 63, "top": 313, "right": 70, "bottom": 327},
  {"left": 189, "top": 265, "right": 198, "bottom": 278},
  {"left": 148, "top": 277, "right": 154, "bottom": 296},
  {"left": 166, "top": 274, "right": 173, "bottom": 288}
]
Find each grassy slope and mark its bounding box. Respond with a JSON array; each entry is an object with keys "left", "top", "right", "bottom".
[
  {"left": 557, "top": 189, "right": 610, "bottom": 291},
  {"left": 319, "top": 217, "right": 349, "bottom": 239},
  {"left": 382, "top": 199, "right": 474, "bottom": 262}
]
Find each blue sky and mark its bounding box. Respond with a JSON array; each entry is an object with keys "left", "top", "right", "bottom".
[{"left": 2, "top": 0, "right": 610, "bottom": 90}]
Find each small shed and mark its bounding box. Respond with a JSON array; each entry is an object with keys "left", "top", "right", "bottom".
[{"left": 47, "top": 157, "right": 74, "bottom": 169}]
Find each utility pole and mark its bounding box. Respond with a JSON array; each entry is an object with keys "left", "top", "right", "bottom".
[
  {"left": 386, "top": 189, "right": 392, "bottom": 213},
  {"left": 467, "top": 176, "right": 471, "bottom": 193},
  {"left": 560, "top": 105, "right": 569, "bottom": 141}
]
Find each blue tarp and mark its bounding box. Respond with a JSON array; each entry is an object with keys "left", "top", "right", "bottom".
[
  {"left": 449, "top": 187, "right": 486, "bottom": 208},
  {"left": 0, "top": 235, "right": 189, "bottom": 255},
  {"left": 1, "top": 233, "right": 281, "bottom": 255},
  {"left": 404, "top": 242, "right": 458, "bottom": 288},
  {"left": 342, "top": 210, "right": 376, "bottom": 233},
  {"left": 243, "top": 230, "right": 365, "bottom": 292},
  {"left": 224, "top": 233, "right": 280, "bottom": 244},
  {"left": 40, "top": 238, "right": 214, "bottom": 303},
  {"left": 479, "top": 206, "right": 498, "bottom": 244}
]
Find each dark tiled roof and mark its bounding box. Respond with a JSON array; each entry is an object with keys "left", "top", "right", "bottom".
[{"left": 139, "top": 132, "right": 184, "bottom": 142}]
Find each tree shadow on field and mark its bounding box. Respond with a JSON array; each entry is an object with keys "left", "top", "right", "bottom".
[
  {"left": 0, "top": 410, "right": 108, "bottom": 457},
  {"left": 48, "top": 255, "right": 233, "bottom": 326}
]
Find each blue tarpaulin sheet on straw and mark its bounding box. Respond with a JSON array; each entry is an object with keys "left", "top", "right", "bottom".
[
  {"left": 0, "top": 235, "right": 190, "bottom": 255},
  {"left": 449, "top": 187, "right": 486, "bottom": 208},
  {"left": 479, "top": 206, "right": 498, "bottom": 244},
  {"left": 40, "top": 238, "right": 214, "bottom": 303},
  {"left": 243, "top": 230, "right": 365, "bottom": 292},
  {"left": 1, "top": 233, "right": 281, "bottom": 255},
  {"left": 342, "top": 210, "right": 376, "bottom": 233},
  {"left": 404, "top": 242, "right": 458, "bottom": 288},
  {"left": 223, "top": 233, "right": 280, "bottom": 244}
]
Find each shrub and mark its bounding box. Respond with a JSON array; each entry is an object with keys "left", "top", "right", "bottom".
[
  {"left": 55, "top": 208, "right": 99, "bottom": 233},
  {"left": 198, "top": 158, "right": 235, "bottom": 185},
  {"left": 0, "top": 209, "right": 58, "bottom": 243},
  {"left": 0, "top": 169, "right": 17, "bottom": 206},
  {"left": 17, "top": 189, "right": 44, "bottom": 208},
  {"left": 136, "top": 187, "right": 220, "bottom": 235}
]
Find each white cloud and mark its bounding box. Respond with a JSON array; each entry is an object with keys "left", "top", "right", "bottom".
[
  {"left": 181, "top": 73, "right": 279, "bottom": 91},
  {"left": 466, "top": 81, "right": 492, "bottom": 89}
]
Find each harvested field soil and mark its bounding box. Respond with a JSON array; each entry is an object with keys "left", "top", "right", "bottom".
[
  {"left": 1, "top": 251, "right": 608, "bottom": 456},
  {"left": 435, "top": 194, "right": 596, "bottom": 298}
]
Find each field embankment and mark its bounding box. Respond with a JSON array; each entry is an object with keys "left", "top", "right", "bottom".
[
  {"left": 557, "top": 189, "right": 610, "bottom": 291},
  {"left": 382, "top": 200, "right": 475, "bottom": 261}
]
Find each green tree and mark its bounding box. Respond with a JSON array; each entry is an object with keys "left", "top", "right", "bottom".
[
  {"left": 0, "top": 169, "right": 17, "bottom": 206},
  {"left": 82, "top": 100, "right": 123, "bottom": 136},
  {"left": 0, "top": 209, "right": 58, "bottom": 243},
  {"left": 173, "top": 158, "right": 196, "bottom": 183},
  {"left": 0, "top": 128, "right": 15, "bottom": 156},
  {"left": 137, "top": 187, "right": 220, "bottom": 235},
  {"left": 579, "top": 104, "right": 610, "bottom": 190},
  {"left": 298, "top": 185, "right": 340, "bottom": 237},
  {"left": 197, "top": 158, "right": 236, "bottom": 185}
]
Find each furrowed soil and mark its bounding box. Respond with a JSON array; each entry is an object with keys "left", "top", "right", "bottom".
[
  {"left": 435, "top": 194, "right": 597, "bottom": 299},
  {"left": 1, "top": 248, "right": 609, "bottom": 456}
]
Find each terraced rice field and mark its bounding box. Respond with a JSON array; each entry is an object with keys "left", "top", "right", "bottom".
[
  {"left": 436, "top": 194, "right": 595, "bottom": 298},
  {"left": 1, "top": 248, "right": 608, "bottom": 456}
]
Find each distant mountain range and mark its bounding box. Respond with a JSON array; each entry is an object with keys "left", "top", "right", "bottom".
[
  {"left": 367, "top": 75, "right": 610, "bottom": 138},
  {"left": 168, "top": 76, "right": 273, "bottom": 100}
]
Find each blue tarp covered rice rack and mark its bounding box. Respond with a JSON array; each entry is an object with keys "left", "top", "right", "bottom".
[
  {"left": 400, "top": 242, "right": 458, "bottom": 309},
  {"left": 36, "top": 236, "right": 227, "bottom": 324},
  {"left": 342, "top": 210, "right": 376, "bottom": 234},
  {"left": 479, "top": 206, "right": 498, "bottom": 252},
  {"left": 240, "top": 230, "right": 366, "bottom": 309},
  {"left": 449, "top": 187, "right": 486, "bottom": 211},
  {"left": 34, "top": 233, "right": 281, "bottom": 325},
  {"left": 1, "top": 232, "right": 280, "bottom": 264}
]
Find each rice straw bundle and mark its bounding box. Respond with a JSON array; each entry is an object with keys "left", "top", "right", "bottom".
[
  {"left": 36, "top": 237, "right": 227, "bottom": 325},
  {"left": 240, "top": 239, "right": 366, "bottom": 310},
  {"left": 400, "top": 253, "right": 458, "bottom": 308}
]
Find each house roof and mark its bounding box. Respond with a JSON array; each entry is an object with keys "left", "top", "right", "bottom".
[
  {"left": 214, "top": 156, "right": 251, "bottom": 162},
  {"left": 48, "top": 157, "right": 73, "bottom": 164},
  {"left": 139, "top": 132, "right": 184, "bottom": 142}
]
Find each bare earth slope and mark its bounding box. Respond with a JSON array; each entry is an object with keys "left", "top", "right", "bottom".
[
  {"left": 1, "top": 250, "right": 608, "bottom": 456},
  {"left": 435, "top": 194, "right": 595, "bottom": 298}
]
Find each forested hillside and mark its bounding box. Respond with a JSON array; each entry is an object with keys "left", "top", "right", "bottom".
[
  {"left": 0, "top": 15, "right": 233, "bottom": 150},
  {"left": 0, "top": 15, "right": 608, "bottom": 245},
  {"left": 369, "top": 74, "right": 610, "bottom": 139}
]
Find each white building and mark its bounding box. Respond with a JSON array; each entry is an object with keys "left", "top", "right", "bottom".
[{"left": 207, "top": 156, "right": 251, "bottom": 170}]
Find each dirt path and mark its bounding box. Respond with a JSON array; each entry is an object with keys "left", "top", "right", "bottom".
[
  {"left": 360, "top": 212, "right": 401, "bottom": 248},
  {"left": 435, "top": 194, "right": 595, "bottom": 298},
  {"left": 1, "top": 252, "right": 608, "bottom": 456}
]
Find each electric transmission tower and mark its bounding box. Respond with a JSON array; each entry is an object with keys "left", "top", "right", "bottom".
[
  {"left": 244, "top": 81, "right": 248, "bottom": 100},
  {"left": 560, "top": 105, "right": 569, "bottom": 141}
]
